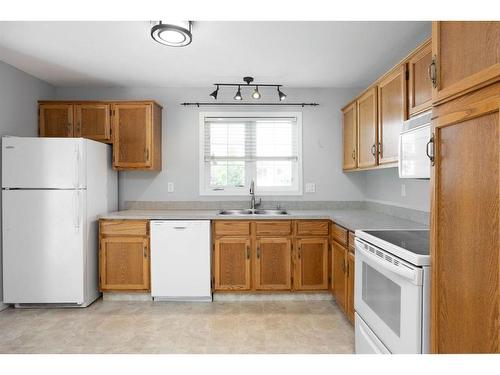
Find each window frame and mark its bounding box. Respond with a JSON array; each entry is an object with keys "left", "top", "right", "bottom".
[{"left": 199, "top": 111, "right": 303, "bottom": 196}]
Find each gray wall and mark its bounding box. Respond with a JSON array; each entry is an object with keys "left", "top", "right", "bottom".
[
  {"left": 55, "top": 86, "right": 368, "bottom": 208},
  {"left": 364, "top": 168, "right": 430, "bottom": 211},
  {"left": 0, "top": 60, "right": 55, "bottom": 309}
]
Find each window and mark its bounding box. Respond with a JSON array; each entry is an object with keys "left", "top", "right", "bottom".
[{"left": 199, "top": 112, "right": 302, "bottom": 195}]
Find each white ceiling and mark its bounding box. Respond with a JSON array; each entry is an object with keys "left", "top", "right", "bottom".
[{"left": 0, "top": 21, "right": 430, "bottom": 88}]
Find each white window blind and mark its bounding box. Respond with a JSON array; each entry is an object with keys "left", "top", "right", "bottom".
[{"left": 200, "top": 113, "right": 302, "bottom": 195}]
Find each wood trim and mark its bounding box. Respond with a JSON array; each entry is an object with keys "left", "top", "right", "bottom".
[
  {"left": 38, "top": 100, "right": 163, "bottom": 108},
  {"left": 100, "top": 219, "right": 149, "bottom": 236}
]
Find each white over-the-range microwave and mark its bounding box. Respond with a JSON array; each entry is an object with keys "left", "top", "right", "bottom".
[{"left": 398, "top": 110, "right": 433, "bottom": 179}]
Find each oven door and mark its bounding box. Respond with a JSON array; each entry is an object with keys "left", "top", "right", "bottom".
[{"left": 355, "top": 238, "right": 423, "bottom": 353}]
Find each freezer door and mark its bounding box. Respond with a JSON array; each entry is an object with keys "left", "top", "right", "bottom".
[
  {"left": 2, "top": 189, "right": 85, "bottom": 304},
  {"left": 2, "top": 137, "right": 86, "bottom": 189}
]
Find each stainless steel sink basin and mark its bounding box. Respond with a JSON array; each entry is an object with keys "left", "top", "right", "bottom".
[
  {"left": 218, "top": 209, "right": 288, "bottom": 216},
  {"left": 253, "top": 209, "right": 288, "bottom": 215}
]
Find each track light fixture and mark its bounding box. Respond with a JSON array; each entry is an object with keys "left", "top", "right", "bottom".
[
  {"left": 234, "top": 86, "right": 242, "bottom": 101},
  {"left": 208, "top": 76, "right": 287, "bottom": 102},
  {"left": 209, "top": 85, "right": 219, "bottom": 100},
  {"left": 252, "top": 86, "right": 261, "bottom": 100},
  {"left": 277, "top": 87, "right": 287, "bottom": 101}
]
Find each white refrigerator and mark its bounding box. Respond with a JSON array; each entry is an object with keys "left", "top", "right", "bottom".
[{"left": 2, "top": 137, "right": 117, "bottom": 306}]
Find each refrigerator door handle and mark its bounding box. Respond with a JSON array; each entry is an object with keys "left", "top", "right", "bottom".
[{"left": 74, "top": 146, "right": 80, "bottom": 188}]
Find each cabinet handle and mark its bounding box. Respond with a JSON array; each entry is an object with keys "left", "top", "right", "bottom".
[
  {"left": 145, "top": 148, "right": 149, "bottom": 161},
  {"left": 346, "top": 262, "right": 349, "bottom": 277},
  {"left": 246, "top": 245, "right": 250, "bottom": 260},
  {"left": 257, "top": 245, "right": 260, "bottom": 259},
  {"left": 426, "top": 133, "right": 435, "bottom": 166},
  {"left": 143, "top": 246, "right": 147, "bottom": 258},
  {"left": 351, "top": 149, "right": 356, "bottom": 160},
  {"left": 428, "top": 55, "right": 437, "bottom": 88},
  {"left": 371, "top": 144, "right": 376, "bottom": 157},
  {"left": 298, "top": 245, "right": 301, "bottom": 259},
  {"left": 378, "top": 141, "right": 382, "bottom": 156}
]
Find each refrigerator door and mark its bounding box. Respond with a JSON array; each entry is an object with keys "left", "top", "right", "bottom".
[
  {"left": 2, "top": 189, "right": 85, "bottom": 304},
  {"left": 2, "top": 137, "right": 86, "bottom": 189}
]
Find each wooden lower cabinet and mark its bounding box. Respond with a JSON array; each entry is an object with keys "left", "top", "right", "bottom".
[
  {"left": 255, "top": 238, "right": 292, "bottom": 290},
  {"left": 214, "top": 238, "right": 251, "bottom": 291},
  {"left": 346, "top": 252, "right": 355, "bottom": 323},
  {"left": 431, "top": 82, "right": 499, "bottom": 353},
  {"left": 99, "top": 219, "right": 150, "bottom": 291},
  {"left": 294, "top": 238, "right": 329, "bottom": 290},
  {"left": 332, "top": 230, "right": 356, "bottom": 323},
  {"left": 332, "top": 240, "right": 347, "bottom": 311}
]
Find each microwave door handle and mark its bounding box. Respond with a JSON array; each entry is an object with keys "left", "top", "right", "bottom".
[{"left": 357, "top": 245, "right": 418, "bottom": 284}]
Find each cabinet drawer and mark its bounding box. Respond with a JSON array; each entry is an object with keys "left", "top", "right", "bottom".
[
  {"left": 100, "top": 220, "right": 149, "bottom": 236},
  {"left": 348, "top": 231, "right": 355, "bottom": 253},
  {"left": 255, "top": 221, "right": 292, "bottom": 236},
  {"left": 331, "top": 223, "right": 348, "bottom": 246},
  {"left": 296, "top": 220, "right": 330, "bottom": 236},
  {"left": 214, "top": 221, "right": 251, "bottom": 236}
]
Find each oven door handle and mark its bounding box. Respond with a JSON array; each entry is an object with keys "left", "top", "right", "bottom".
[{"left": 357, "top": 245, "right": 419, "bottom": 284}]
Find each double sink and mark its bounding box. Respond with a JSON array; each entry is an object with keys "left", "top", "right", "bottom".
[{"left": 218, "top": 209, "right": 288, "bottom": 216}]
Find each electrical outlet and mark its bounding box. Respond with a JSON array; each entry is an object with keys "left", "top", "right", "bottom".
[
  {"left": 167, "top": 182, "right": 174, "bottom": 193},
  {"left": 401, "top": 184, "right": 406, "bottom": 197},
  {"left": 305, "top": 183, "right": 316, "bottom": 193}
]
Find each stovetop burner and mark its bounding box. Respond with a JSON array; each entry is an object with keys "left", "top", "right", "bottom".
[{"left": 364, "top": 230, "right": 429, "bottom": 256}]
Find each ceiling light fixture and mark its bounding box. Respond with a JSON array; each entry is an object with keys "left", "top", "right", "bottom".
[
  {"left": 208, "top": 77, "right": 287, "bottom": 102},
  {"left": 277, "top": 87, "right": 287, "bottom": 101},
  {"left": 252, "top": 86, "right": 261, "bottom": 100},
  {"left": 209, "top": 85, "right": 219, "bottom": 100},
  {"left": 234, "top": 86, "right": 242, "bottom": 101},
  {"left": 151, "top": 21, "right": 192, "bottom": 47}
]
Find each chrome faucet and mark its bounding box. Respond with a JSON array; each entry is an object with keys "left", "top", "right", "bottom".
[{"left": 249, "top": 180, "right": 261, "bottom": 210}]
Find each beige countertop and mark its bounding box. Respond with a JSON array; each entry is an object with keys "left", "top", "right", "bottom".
[{"left": 99, "top": 209, "right": 428, "bottom": 232}]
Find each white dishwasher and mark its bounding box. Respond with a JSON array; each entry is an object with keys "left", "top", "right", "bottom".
[{"left": 150, "top": 220, "right": 212, "bottom": 301}]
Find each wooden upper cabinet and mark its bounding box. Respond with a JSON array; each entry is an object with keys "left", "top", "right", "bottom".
[
  {"left": 39, "top": 104, "right": 73, "bottom": 137},
  {"left": 432, "top": 21, "right": 500, "bottom": 103},
  {"left": 377, "top": 65, "right": 407, "bottom": 165},
  {"left": 332, "top": 240, "right": 347, "bottom": 312},
  {"left": 342, "top": 102, "right": 357, "bottom": 170},
  {"left": 431, "top": 84, "right": 499, "bottom": 353},
  {"left": 99, "top": 236, "right": 150, "bottom": 291},
  {"left": 214, "top": 238, "right": 251, "bottom": 291},
  {"left": 74, "top": 103, "right": 111, "bottom": 142},
  {"left": 294, "top": 238, "right": 329, "bottom": 290},
  {"left": 254, "top": 238, "right": 292, "bottom": 291},
  {"left": 357, "top": 87, "right": 378, "bottom": 168},
  {"left": 408, "top": 40, "right": 433, "bottom": 116},
  {"left": 112, "top": 102, "right": 162, "bottom": 171}
]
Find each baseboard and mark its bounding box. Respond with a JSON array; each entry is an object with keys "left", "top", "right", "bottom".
[
  {"left": 213, "top": 292, "right": 334, "bottom": 302},
  {"left": 103, "top": 292, "right": 152, "bottom": 301}
]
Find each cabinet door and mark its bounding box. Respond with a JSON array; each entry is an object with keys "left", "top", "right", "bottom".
[
  {"left": 408, "top": 41, "right": 433, "bottom": 116},
  {"left": 377, "top": 65, "right": 407, "bottom": 165},
  {"left": 74, "top": 104, "right": 111, "bottom": 142},
  {"left": 432, "top": 21, "right": 500, "bottom": 103},
  {"left": 431, "top": 86, "right": 499, "bottom": 353},
  {"left": 332, "top": 240, "right": 347, "bottom": 312},
  {"left": 214, "top": 238, "right": 251, "bottom": 290},
  {"left": 99, "top": 236, "right": 150, "bottom": 291},
  {"left": 342, "top": 102, "right": 357, "bottom": 170},
  {"left": 112, "top": 103, "right": 152, "bottom": 169},
  {"left": 346, "top": 251, "right": 355, "bottom": 323},
  {"left": 357, "top": 87, "right": 378, "bottom": 168},
  {"left": 39, "top": 104, "right": 73, "bottom": 137},
  {"left": 255, "top": 238, "right": 292, "bottom": 290},
  {"left": 295, "top": 238, "right": 329, "bottom": 290}
]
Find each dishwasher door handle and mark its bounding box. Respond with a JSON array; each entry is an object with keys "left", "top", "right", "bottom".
[{"left": 172, "top": 226, "right": 187, "bottom": 230}]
